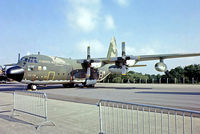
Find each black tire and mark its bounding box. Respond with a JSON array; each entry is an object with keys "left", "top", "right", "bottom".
[
  {"left": 27, "top": 84, "right": 37, "bottom": 90},
  {"left": 27, "top": 84, "right": 32, "bottom": 90},
  {"left": 63, "top": 83, "right": 74, "bottom": 88}
]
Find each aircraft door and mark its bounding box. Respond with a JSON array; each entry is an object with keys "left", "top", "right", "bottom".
[{"left": 47, "top": 71, "right": 55, "bottom": 80}]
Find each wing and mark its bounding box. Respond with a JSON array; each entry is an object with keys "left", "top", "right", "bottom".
[
  {"left": 76, "top": 41, "right": 200, "bottom": 75},
  {"left": 77, "top": 53, "right": 200, "bottom": 64},
  {"left": 134, "top": 53, "right": 200, "bottom": 61}
]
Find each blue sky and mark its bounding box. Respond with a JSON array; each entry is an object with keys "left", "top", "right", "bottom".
[{"left": 0, "top": 0, "right": 200, "bottom": 74}]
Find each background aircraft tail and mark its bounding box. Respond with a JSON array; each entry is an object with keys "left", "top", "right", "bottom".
[{"left": 107, "top": 37, "right": 118, "bottom": 59}]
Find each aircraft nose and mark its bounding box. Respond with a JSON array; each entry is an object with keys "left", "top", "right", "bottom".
[{"left": 6, "top": 66, "right": 24, "bottom": 82}]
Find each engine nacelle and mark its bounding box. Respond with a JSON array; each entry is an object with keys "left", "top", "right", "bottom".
[
  {"left": 155, "top": 62, "right": 167, "bottom": 72},
  {"left": 91, "top": 62, "right": 103, "bottom": 68},
  {"left": 109, "top": 65, "right": 129, "bottom": 74},
  {"left": 126, "top": 60, "right": 136, "bottom": 67}
]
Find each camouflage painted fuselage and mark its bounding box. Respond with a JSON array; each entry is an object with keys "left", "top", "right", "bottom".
[{"left": 17, "top": 54, "right": 110, "bottom": 85}]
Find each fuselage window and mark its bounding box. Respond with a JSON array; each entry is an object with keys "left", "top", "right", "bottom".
[
  {"left": 28, "top": 65, "right": 34, "bottom": 71},
  {"left": 38, "top": 66, "right": 42, "bottom": 71},
  {"left": 43, "top": 66, "right": 47, "bottom": 70}
]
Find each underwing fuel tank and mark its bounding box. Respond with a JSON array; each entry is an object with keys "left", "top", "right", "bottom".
[
  {"left": 108, "top": 65, "right": 129, "bottom": 74},
  {"left": 155, "top": 62, "right": 167, "bottom": 72}
]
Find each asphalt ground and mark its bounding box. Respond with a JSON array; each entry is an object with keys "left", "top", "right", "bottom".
[{"left": 1, "top": 82, "right": 200, "bottom": 111}]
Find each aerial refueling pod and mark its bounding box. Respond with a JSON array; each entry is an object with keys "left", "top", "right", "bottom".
[
  {"left": 109, "top": 65, "right": 129, "bottom": 74},
  {"left": 155, "top": 62, "right": 167, "bottom": 72}
]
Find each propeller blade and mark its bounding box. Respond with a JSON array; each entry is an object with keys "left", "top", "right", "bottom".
[
  {"left": 129, "top": 64, "right": 147, "bottom": 67},
  {"left": 86, "top": 67, "right": 91, "bottom": 79},
  {"left": 18, "top": 53, "right": 21, "bottom": 62},
  {"left": 122, "top": 42, "right": 126, "bottom": 59},
  {"left": 122, "top": 65, "right": 126, "bottom": 75},
  {"left": 0, "top": 66, "right": 2, "bottom": 75},
  {"left": 87, "top": 46, "right": 90, "bottom": 60}
]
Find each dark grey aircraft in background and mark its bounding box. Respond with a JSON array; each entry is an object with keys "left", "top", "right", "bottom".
[{"left": 3, "top": 37, "right": 200, "bottom": 89}]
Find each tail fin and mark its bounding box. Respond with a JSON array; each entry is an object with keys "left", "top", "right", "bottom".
[{"left": 107, "top": 37, "right": 118, "bottom": 59}]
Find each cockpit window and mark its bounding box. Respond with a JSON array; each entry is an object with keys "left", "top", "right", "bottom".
[
  {"left": 21, "top": 57, "right": 38, "bottom": 63},
  {"left": 28, "top": 57, "right": 38, "bottom": 63}
]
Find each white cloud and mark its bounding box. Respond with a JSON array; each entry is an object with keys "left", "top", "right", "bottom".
[
  {"left": 76, "top": 39, "right": 107, "bottom": 58},
  {"left": 67, "top": 0, "right": 117, "bottom": 32},
  {"left": 116, "top": 0, "right": 130, "bottom": 7},
  {"left": 105, "top": 15, "right": 115, "bottom": 30},
  {"left": 67, "top": 0, "right": 101, "bottom": 32}
]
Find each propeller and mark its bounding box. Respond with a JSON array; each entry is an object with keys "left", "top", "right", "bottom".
[
  {"left": 0, "top": 66, "right": 6, "bottom": 76},
  {"left": 86, "top": 46, "right": 91, "bottom": 79},
  {"left": 18, "top": 53, "right": 21, "bottom": 63},
  {"left": 77, "top": 46, "right": 100, "bottom": 80},
  {"left": 121, "top": 42, "right": 127, "bottom": 75}
]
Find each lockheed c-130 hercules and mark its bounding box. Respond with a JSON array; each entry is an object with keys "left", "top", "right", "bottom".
[{"left": 4, "top": 37, "right": 200, "bottom": 90}]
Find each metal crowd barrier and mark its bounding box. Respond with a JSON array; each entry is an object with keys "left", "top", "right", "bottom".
[
  {"left": 11, "top": 91, "right": 55, "bottom": 129},
  {"left": 97, "top": 100, "right": 200, "bottom": 134}
]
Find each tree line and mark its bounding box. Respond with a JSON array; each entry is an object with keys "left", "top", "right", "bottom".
[{"left": 103, "top": 64, "right": 200, "bottom": 84}]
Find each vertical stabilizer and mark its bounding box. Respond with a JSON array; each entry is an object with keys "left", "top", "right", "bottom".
[{"left": 107, "top": 37, "right": 118, "bottom": 59}]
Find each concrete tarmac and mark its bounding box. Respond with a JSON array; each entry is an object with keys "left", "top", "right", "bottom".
[
  {"left": 0, "top": 92, "right": 99, "bottom": 134},
  {"left": 0, "top": 83, "right": 200, "bottom": 133},
  {"left": 42, "top": 83, "right": 200, "bottom": 111},
  {"left": 1, "top": 83, "right": 200, "bottom": 111}
]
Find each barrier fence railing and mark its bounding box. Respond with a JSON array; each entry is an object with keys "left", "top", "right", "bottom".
[
  {"left": 105, "top": 77, "right": 200, "bottom": 84},
  {"left": 97, "top": 100, "right": 200, "bottom": 134},
  {"left": 11, "top": 91, "right": 55, "bottom": 129}
]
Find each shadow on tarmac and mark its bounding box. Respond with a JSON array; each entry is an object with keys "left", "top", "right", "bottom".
[
  {"left": 136, "top": 91, "right": 200, "bottom": 95},
  {"left": 0, "top": 113, "right": 35, "bottom": 126},
  {"left": 0, "top": 84, "right": 153, "bottom": 91},
  {"left": 0, "top": 109, "right": 35, "bottom": 126},
  {"left": 96, "top": 86, "right": 152, "bottom": 90},
  {"left": 0, "top": 86, "right": 26, "bottom": 91}
]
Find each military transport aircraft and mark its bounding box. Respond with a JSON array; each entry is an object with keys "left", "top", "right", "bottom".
[{"left": 4, "top": 37, "right": 200, "bottom": 89}]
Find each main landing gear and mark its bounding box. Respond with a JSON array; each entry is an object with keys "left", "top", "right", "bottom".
[
  {"left": 83, "top": 79, "right": 96, "bottom": 88},
  {"left": 63, "top": 83, "right": 74, "bottom": 88}
]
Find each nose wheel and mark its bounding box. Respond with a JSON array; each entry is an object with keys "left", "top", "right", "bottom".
[{"left": 27, "top": 84, "right": 37, "bottom": 90}]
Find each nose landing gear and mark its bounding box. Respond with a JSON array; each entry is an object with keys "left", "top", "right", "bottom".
[{"left": 27, "top": 84, "right": 37, "bottom": 91}]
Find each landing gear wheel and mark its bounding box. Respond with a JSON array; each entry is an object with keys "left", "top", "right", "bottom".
[
  {"left": 82, "top": 83, "right": 95, "bottom": 88},
  {"left": 31, "top": 85, "right": 37, "bottom": 90},
  {"left": 63, "top": 83, "right": 74, "bottom": 88},
  {"left": 87, "top": 85, "right": 95, "bottom": 88},
  {"left": 27, "top": 84, "right": 37, "bottom": 91}
]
